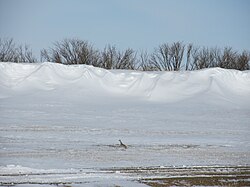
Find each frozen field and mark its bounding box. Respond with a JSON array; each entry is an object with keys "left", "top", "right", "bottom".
[{"left": 0, "top": 62, "right": 250, "bottom": 186}]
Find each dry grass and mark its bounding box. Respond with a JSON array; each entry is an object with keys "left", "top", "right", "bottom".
[
  {"left": 138, "top": 166, "right": 250, "bottom": 186},
  {"left": 141, "top": 175, "right": 250, "bottom": 186}
]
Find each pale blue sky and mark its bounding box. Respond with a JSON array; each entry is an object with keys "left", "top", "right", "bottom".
[{"left": 0, "top": 0, "right": 249, "bottom": 57}]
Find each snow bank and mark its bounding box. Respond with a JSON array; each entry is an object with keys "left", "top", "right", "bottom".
[{"left": 0, "top": 62, "right": 250, "bottom": 103}]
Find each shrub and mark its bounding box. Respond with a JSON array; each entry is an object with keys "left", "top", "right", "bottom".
[
  {"left": 41, "top": 38, "right": 99, "bottom": 65},
  {"left": 0, "top": 38, "right": 36, "bottom": 63},
  {"left": 1, "top": 38, "right": 249, "bottom": 71}
]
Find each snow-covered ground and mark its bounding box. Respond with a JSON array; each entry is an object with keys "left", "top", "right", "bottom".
[{"left": 0, "top": 62, "right": 250, "bottom": 186}]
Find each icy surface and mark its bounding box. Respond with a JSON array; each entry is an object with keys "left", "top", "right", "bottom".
[{"left": 0, "top": 62, "right": 250, "bottom": 185}]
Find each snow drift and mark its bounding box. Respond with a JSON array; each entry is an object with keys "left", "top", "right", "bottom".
[
  {"left": 0, "top": 62, "right": 250, "bottom": 103},
  {"left": 1, "top": 62, "right": 250, "bottom": 186}
]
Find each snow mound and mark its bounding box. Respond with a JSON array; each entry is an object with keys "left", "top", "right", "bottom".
[{"left": 0, "top": 62, "right": 250, "bottom": 102}]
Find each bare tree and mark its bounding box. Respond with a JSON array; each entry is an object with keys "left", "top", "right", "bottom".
[
  {"left": 138, "top": 50, "right": 156, "bottom": 71},
  {"left": 170, "top": 42, "right": 185, "bottom": 71},
  {"left": 196, "top": 48, "right": 210, "bottom": 69},
  {"left": 40, "top": 49, "right": 50, "bottom": 62},
  {"left": 15, "top": 45, "right": 36, "bottom": 63},
  {"left": 236, "top": 51, "right": 250, "bottom": 70},
  {"left": 115, "top": 48, "right": 136, "bottom": 70},
  {"left": 0, "top": 38, "right": 36, "bottom": 63},
  {"left": 0, "top": 38, "right": 16, "bottom": 62},
  {"left": 218, "top": 47, "right": 237, "bottom": 69},
  {"left": 100, "top": 45, "right": 117, "bottom": 69},
  {"left": 190, "top": 47, "right": 221, "bottom": 70},
  {"left": 185, "top": 43, "right": 193, "bottom": 70},
  {"left": 196, "top": 48, "right": 215, "bottom": 69},
  {"left": 99, "top": 46, "right": 136, "bottom": 70},
  {"left": 210, "top": 47, "right": 221, "bottom": 68},
  {"left": 41, "top": 38, "right": 99, "bottom": 65},
  {"left": 1, "top": 38, "right": 248, "bottom": 71},
  {"left": 150, "top": 42, "right": 185, "bottom": 71},
  {"left": 150, "top": 44, "right": 172, "bottom": 71},
  {"left": 189, "top": 46, "right": 200, "bottom": 70}
]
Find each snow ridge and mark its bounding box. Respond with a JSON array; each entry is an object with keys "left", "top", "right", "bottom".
[{"left": 0, "top": 62, "right": 250, "bottom": 102}]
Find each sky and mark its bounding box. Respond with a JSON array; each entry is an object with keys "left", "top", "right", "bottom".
[{"left": 0, "top": 0, "right": 250, "bottom": 58}]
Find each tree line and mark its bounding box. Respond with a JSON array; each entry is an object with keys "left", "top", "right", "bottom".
[{"left": 1, "top": 38, "right": 249, "bottom": 71}]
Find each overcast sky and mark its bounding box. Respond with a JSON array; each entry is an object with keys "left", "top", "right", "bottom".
[{"left": 0, "top": 0, "right": 249, "bottom": 57}]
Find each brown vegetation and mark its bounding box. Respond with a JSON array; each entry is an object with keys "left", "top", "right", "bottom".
[{"left": 1, "top": 38, "right": 249, "bottom": 71}]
